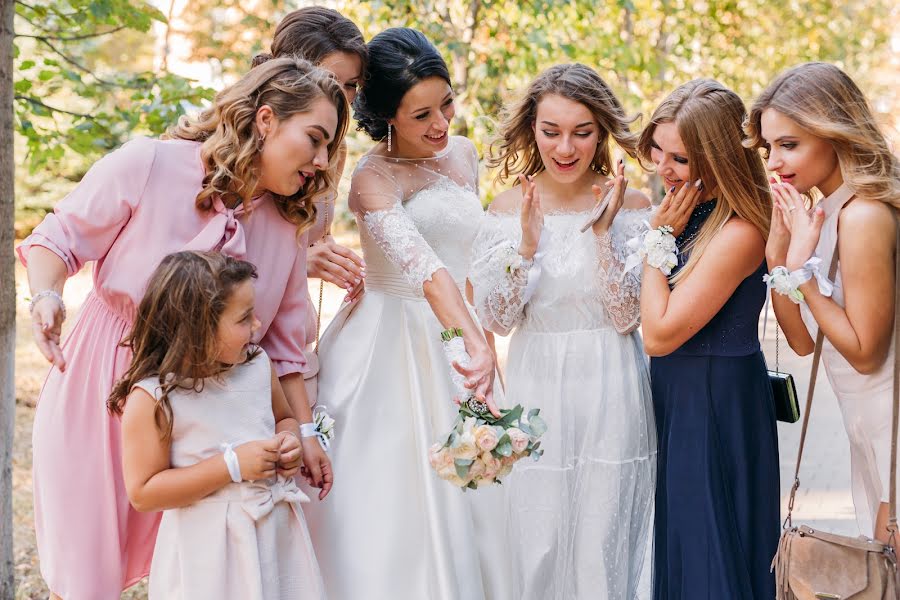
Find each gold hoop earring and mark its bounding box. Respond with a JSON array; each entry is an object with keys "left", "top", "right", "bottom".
[{"left": 257, "top": 134, "right": 266, "bottom": 152}]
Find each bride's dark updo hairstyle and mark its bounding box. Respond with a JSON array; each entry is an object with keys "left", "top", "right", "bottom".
[{"left": 354, "top": 27, "right": 451, "bottom": 142}]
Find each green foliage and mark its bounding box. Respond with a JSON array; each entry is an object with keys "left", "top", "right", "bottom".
[{"left": 13, "top": 1, "right": 213, "bottom": 175}]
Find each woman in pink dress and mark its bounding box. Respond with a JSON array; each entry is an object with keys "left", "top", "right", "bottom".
[{"left": 19, "top": 56, "right": 347, "bottom": 600}]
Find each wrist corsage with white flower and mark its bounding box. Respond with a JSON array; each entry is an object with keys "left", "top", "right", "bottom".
[
  {"left": 432, "top": 328, "right": 547, "bottom": 490},
  {"left": 623, "top": 222, "right": 679, "bottom": 276},
  {"left": 300, "top": 405, "right": 335, "bottom": 451},
  {"left": 763, "top": 256, "right": 834, "bottom": 304}
]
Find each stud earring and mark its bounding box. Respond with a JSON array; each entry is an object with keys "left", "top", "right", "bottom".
[{"left": 387, "top": 123, "right": 392, "bottom": 152}]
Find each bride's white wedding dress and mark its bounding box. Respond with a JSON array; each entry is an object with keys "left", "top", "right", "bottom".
[
  {"left": 305, "top": 136, "right": 509, "bottom": 600},
  {"left": 470, "top": 206, "right": 656, "bottom": 599}
]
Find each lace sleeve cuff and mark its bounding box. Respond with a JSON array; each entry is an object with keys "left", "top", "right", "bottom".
[{"left": 362, "top": 204, "right": 446, "bottom": 294}]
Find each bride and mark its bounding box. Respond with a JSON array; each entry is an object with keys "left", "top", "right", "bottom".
[
  {"left": 305, "top": 27, "right": 509, "bottom": 600},
  {"left": 470, "top": 64, "right": 656, "bottom": 599}
]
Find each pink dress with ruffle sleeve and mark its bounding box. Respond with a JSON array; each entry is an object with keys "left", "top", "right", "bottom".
[{"left": 17, "top": 137, "right": 310, "bottom": 600}]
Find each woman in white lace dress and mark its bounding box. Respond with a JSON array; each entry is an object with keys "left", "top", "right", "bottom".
[
  {"left": 305, "top": 28, "right": 509, "bottom": 600},
  {"left": 470, "top": 64, "right": 656, "bottom": 599}
]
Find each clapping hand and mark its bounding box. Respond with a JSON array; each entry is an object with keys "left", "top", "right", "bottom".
[
  {"left": 650, "top": 179, "right": 704, "bottom": 236},
  {"left": 518, "top": 174, "right": 543, "bottom": 260},
  {"left": 771, "top": 181, "right": 825, "bottom": 271},
  {"left": 591, "top": 159, "right": 628, "bottom": 235},
  {"left": 766, "top": 178, "right": 792, "bottom": 265}
]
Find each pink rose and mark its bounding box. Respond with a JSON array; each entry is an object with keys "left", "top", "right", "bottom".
[
  {"left": 507, "top": 427, "right": 529, "bottom": 454},
  {"left": 481, "top": 451, "right": 501, "bottom": 479},
  {"left": 429, "top": 445, "right": 453, "bottom": 472},
  {"left": 474, "top": 425, "right": 499, "bottom": 452}
]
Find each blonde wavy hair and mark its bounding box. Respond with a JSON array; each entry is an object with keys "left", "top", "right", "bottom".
[
  {"left": 488, "top": 63, "right": 641, "bottom": 183},
  {"left": 744, "top": 62, "right": 900, "bottom": 209},
  {"left": 167, "top": 56, "right": 349, "bottom": 234},
  {"left": 638, "top": 79, "right": 771, "bottom": 285}
]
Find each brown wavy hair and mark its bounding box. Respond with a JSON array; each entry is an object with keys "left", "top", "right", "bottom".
[
  {"left": 108, "top": 251, "right": 260, "bottom": 439},
  {"left": 488, "top": 63, "right": 641, "bottom": 183},
  {"left": 252, "top": 6, "right": 367, "bottom": 73},
  {"left": 166, "top": 56, "right": 350, "bottom": 235},
  {"left": 743, "top": 62, "right": 900, "bottom": 209},
  {"left": 638, "top": 79, "right": 771, "bottom": 285}
]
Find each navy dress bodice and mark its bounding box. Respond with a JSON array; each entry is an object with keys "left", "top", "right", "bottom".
[
  {"left": 670, "top": 200, "right": 767, "bottom": 357},
  {"left": 651, "top": 200, "right": 780, "bottom": 600}
]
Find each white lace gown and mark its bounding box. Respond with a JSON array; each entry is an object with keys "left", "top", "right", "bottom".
[
  {"left": 470, "top": 207, "right": 656, "bottom": 600},
  {"left": 306, "top": 136, "right": 511, "bottom": 600}
]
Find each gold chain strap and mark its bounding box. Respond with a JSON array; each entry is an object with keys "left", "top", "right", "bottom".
[{"left": 314, "top": 196, "right": 332, "bottom": 354}]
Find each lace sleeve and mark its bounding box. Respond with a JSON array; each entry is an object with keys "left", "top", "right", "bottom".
[
  {"left": 595, "top": 208, "right": 651, "bottom": 335},
  {"left": 470, "top": 213, "right": 535, "bottom": 336},
  {"left": 350, "top": 160, "right": 446, "bottom": 295}
]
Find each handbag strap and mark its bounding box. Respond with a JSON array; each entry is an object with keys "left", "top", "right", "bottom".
[{"left": 888, "top": 208, "right": 899, "bottom": 541}]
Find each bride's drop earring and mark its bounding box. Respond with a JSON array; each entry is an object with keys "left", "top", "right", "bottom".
[{"left": 387, "top": 123, "right": 392, "bottom": 152}]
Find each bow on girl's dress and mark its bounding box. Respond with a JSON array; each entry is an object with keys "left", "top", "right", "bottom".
[{"left": 240, "top": 475, "right": 311, "bottom": 521}]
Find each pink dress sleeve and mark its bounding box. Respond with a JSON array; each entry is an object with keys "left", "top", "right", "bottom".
[
  {"left": 16, "top": 137, "right": 157, "bottom": 275},
  {"left": 260, "top": 242, "right": 311, "bottom": 378}
]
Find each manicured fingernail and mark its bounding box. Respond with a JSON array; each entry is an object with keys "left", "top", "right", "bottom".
[
  {"left": 618, "top": 158, "right": 623, "bottom": 164},
  {"left": 694, "top": 179, "right": 702, "bottom": 188},
  {"left": 669, "top": 186, "right": 676, "bottom": 193},
  {"left": 698, "top": 182, "right": 704, "bottom": 191},
  {"left": 769, "top": 177, "right": 776, "bottom": 184},
  {"left": 354, "top": 277, "right": 361, "bottom": 284}
]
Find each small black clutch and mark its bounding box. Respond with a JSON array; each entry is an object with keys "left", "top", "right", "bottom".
[{"left": 769, "top": 370, "right": 800, "bottom": 423}]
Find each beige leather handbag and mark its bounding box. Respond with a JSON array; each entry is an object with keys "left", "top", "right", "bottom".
[{"left": 771, "top": 211, "right": 900, "bottom": 599}]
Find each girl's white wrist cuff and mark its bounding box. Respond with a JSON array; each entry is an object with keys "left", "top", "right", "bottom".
[{"left": 221, "top": 443, "right": 242, "bottom": 483}]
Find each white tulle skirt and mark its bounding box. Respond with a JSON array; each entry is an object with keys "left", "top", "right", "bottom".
[
  {"left": 502, "top": 325, "right": 656, "bottom": 600},
  {"left": 305, "top": 281, "right": 511, "bottom": 600}
]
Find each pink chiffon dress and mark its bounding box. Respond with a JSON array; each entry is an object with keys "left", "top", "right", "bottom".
[{"left": 17, "top": 137, "right": 311, "bottom": 600}]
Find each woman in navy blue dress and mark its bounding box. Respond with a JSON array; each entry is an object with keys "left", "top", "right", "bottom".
[{"left": 634, "top": 79, "right": 780, "bottom": 599}]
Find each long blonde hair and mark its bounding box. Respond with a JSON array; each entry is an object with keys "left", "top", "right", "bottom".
[
  {"left": 489, "top": 63, "right": 641, "bottom": 183},
  {"left": 108, "top": 252, "right": 260, "bottom": 440},
  {"left": 744, "top": 62, "right": 900, "bottom": 209},
  {"left": 167, "top": 56, "right": 349, "bottom": 234},
  {"left": 638, "top": 79, "right": 771, "bottom": 285}
]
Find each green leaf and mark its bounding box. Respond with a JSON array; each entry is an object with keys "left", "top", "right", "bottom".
[
  {"left": 496, "top": 441, "right": 513, "bottom": 457},
  {"left": 19, "top": 60, "right": 35, "bottom": 70},
  {"left": 14, "top": 80, "right": 32, "bottom": 94},
  {"left": 528, "top": 415, "right": 548, "bottom": 438}
]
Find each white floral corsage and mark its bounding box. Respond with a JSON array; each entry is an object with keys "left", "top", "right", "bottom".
[
  {"left": 623, "top": 222, "right": 679, "bottom": 276},
  {"left": 763, "top": 257, "right": 834, "bottom": 304},
  {"left": 300, "top": 406, "right": 335, "bottom": 451}
]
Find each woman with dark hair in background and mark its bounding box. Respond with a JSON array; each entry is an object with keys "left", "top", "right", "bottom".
[
  {"left": 258, "top": 7, "right": 368, "bottom": 406},
  {"left": 304, "top": 27, "right": 510, "bottom": 600}
]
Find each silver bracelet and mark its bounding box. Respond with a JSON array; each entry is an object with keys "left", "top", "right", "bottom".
[{"left": 29, "top": 290, "right": 66, "bottom": 321}]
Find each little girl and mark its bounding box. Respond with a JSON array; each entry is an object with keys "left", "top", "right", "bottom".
[{"left": 108, "top": 251, "right": 326, "bottom": 599}]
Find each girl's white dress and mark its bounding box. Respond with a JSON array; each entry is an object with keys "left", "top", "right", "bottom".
[
  {"left": 134, "top": 350, "right": 325, "bottom": 600},
  {"left": 306, "top": 136, "right": 510, "bottom": 600},
  {"left": 800, "top": 183, "right": 899, "bottom": 536},
  {"left": 469, "top": 207, "right": 656, "bottom": 599}
]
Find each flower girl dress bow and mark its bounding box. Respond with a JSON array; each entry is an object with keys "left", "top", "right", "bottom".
[{"left": 240, "top": 474, "right": 311, "bottom": 521}]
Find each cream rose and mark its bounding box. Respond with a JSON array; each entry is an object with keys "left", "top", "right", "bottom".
[
  {"left": 507, "top": 427, "right": 529, "bottom": 454},
  {"left": 449, "top": 431, "right": 478, "bottom": 461},
  {"left": 474, "top": 425, "right": 499, "bottom": 452}
]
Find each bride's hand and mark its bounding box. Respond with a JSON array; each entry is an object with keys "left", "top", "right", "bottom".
[
  {"left": 451, "top": 344, "right": 500, "bottom": 418},
  {"left": 518, "top": 174, "right": 543, "bottom": 260},
  {"left": 591, "top": 159, "right": 627, "bottom": 235}
]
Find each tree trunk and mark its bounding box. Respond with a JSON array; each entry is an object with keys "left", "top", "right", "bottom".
[{"left": 0, "top": 0, "right": 16, "bottom": 595}]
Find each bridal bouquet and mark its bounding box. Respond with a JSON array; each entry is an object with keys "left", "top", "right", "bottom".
[{"left": 429, "top": 331, "right": 546, "bottom": 490}]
